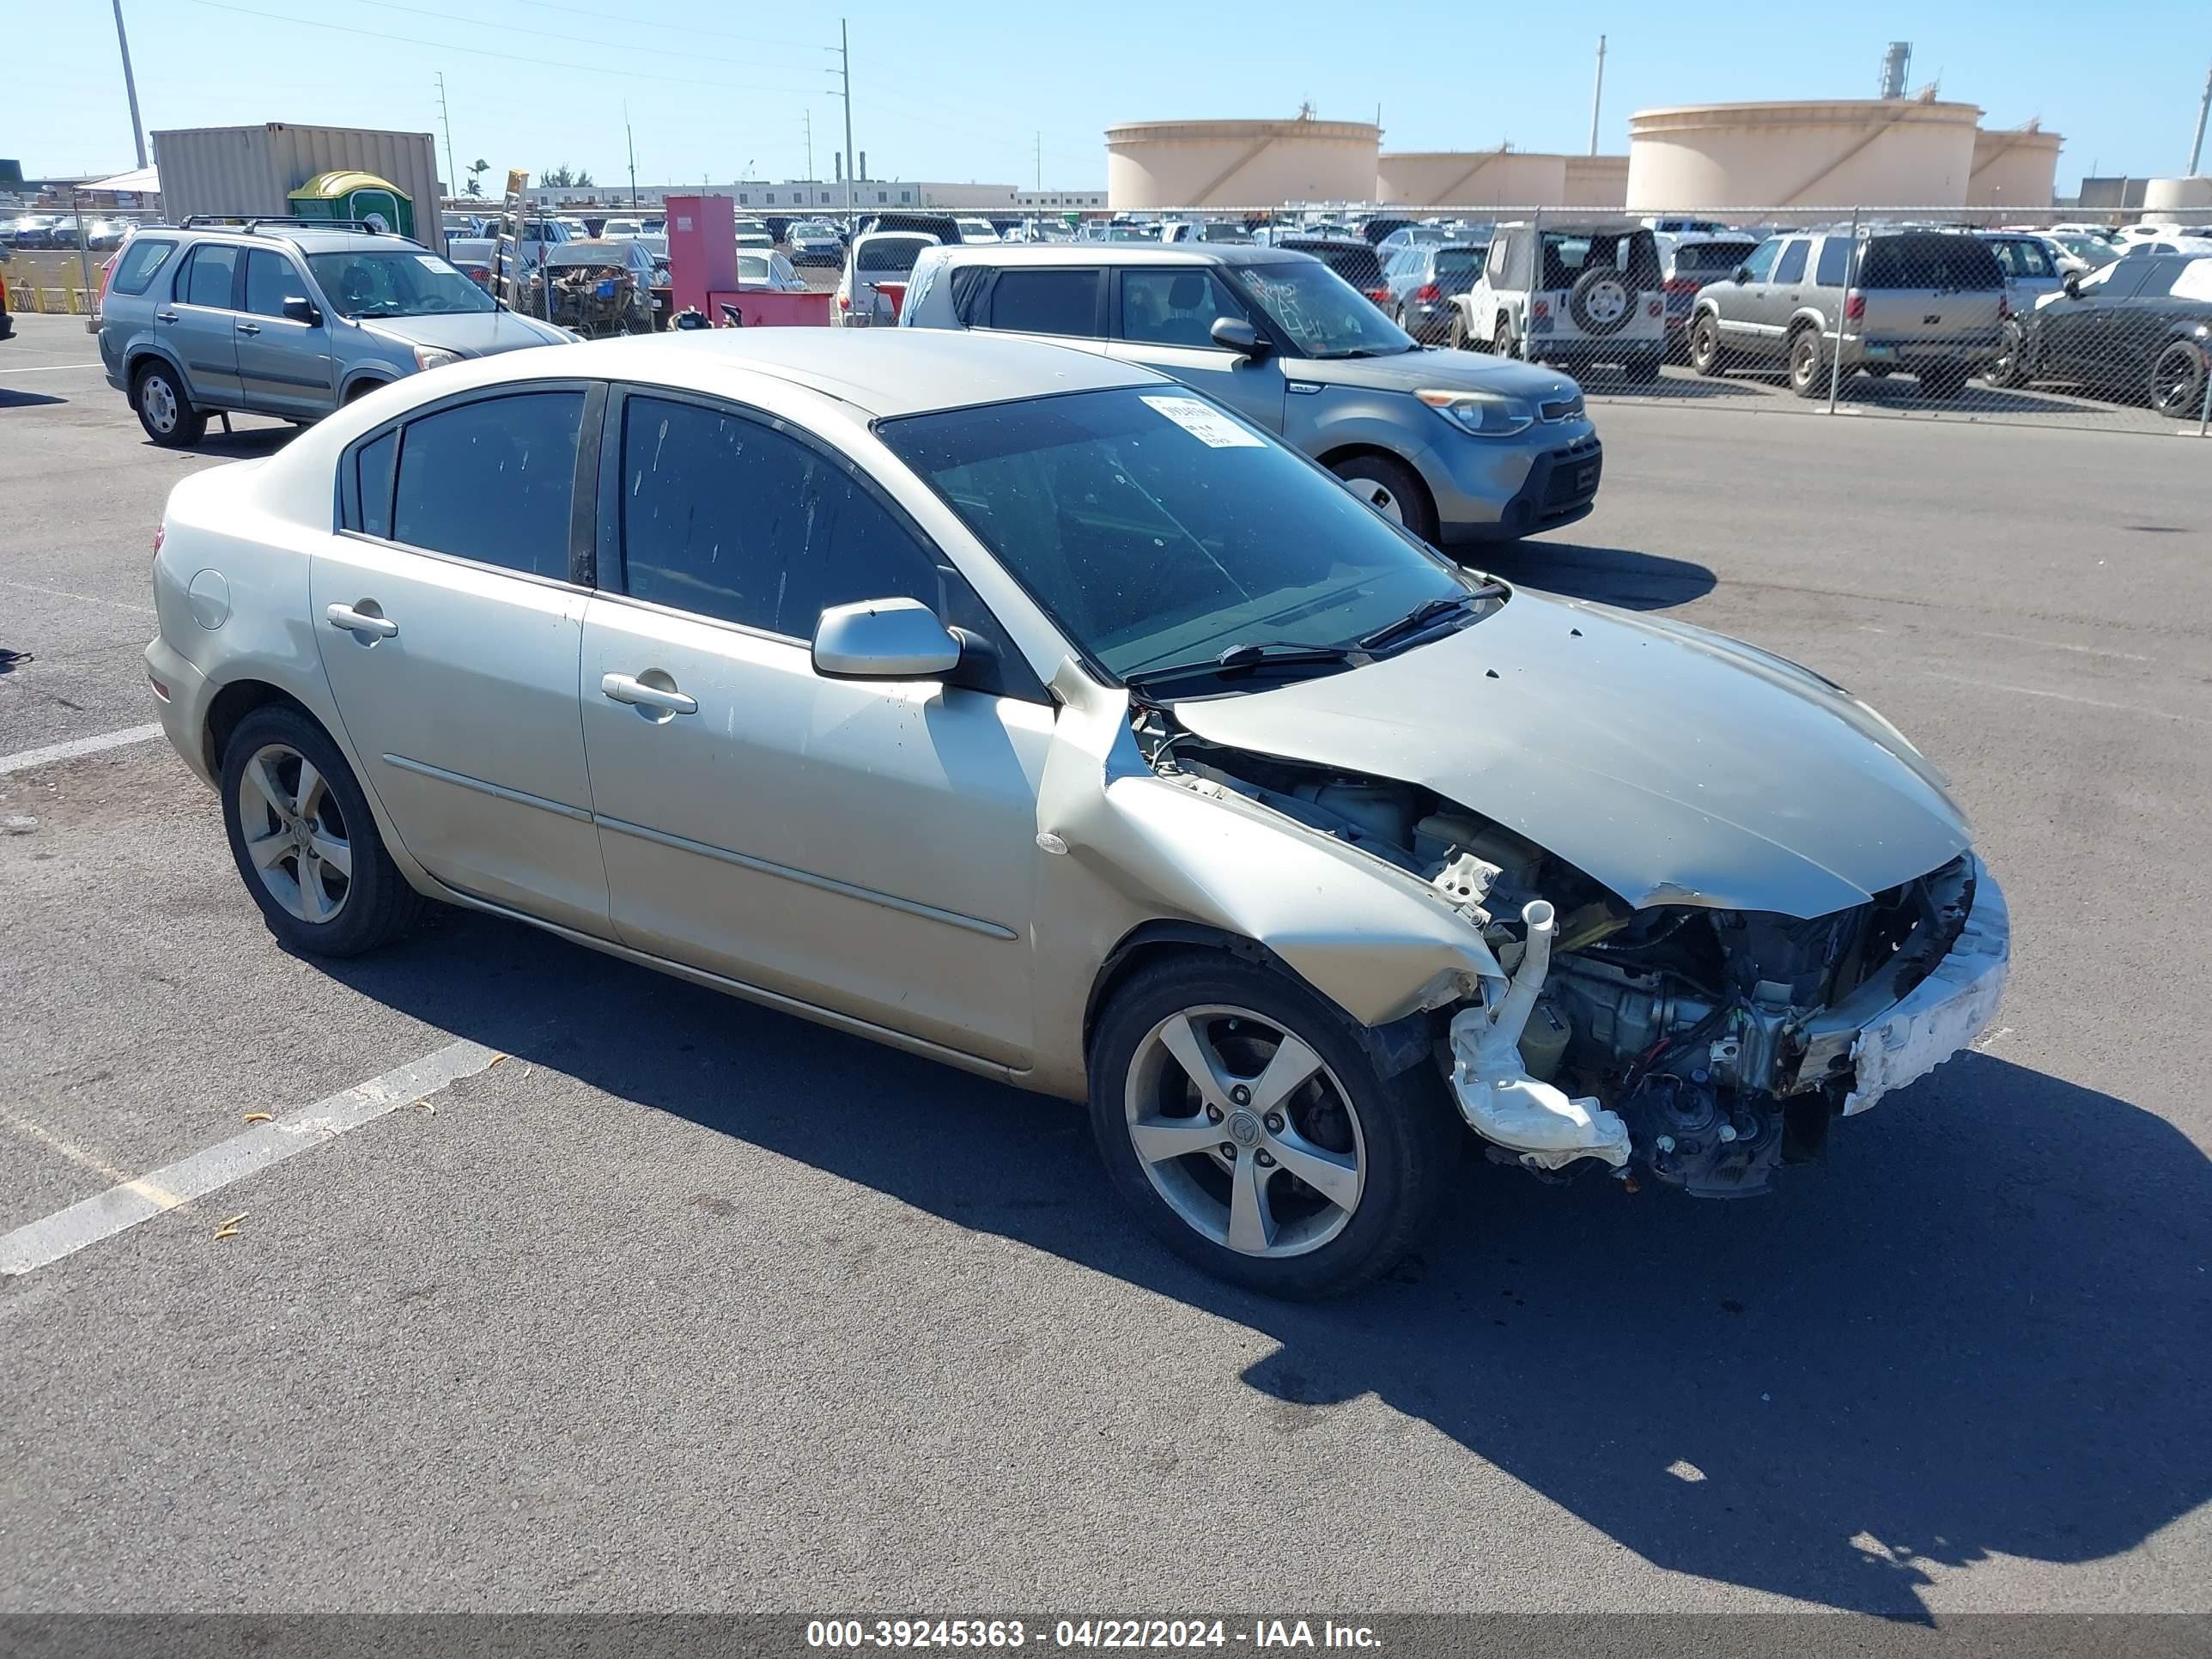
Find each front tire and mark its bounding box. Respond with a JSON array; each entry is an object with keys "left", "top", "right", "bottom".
[
  {"left": 1328, "top": 452, "right": 1439, "bottom": 545},
  {"left": 1088, "top": 957, "right": 1461, "bottom": 1298},
  {"left": 2150, "top": 341, "right": 2206, "bottom": 419},
  {"left": 1688, "top": 314, "right": 1728, "bottom": 376},
  {"left": 134, "top": 362, "right": 206, "bottom": 447},
  {"left": 1493, "top": 318, "right": 1517, "bottom": 360},
  {"left": 220, "top": 704, "right": 424, "bottom": 957}
]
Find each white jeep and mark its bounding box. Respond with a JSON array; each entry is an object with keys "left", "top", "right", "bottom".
[{"left": 1453, "top": 219, "right": 1666, "bottom": 382}]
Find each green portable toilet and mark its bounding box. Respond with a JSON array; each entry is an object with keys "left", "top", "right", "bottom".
[{"left": 287, "top": 170, "right": 415, "bottom": 239}]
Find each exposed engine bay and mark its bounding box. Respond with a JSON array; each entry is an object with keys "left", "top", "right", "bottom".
[{"left": 1133, "top": 708, "right": 1987, "bottom": 1197}]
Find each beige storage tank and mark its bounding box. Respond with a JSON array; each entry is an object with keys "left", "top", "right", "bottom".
[
  {"left": 1561, "top": 155, "right": 1631, "bottom": 208},
  {"left": 1626, "top": 99, "right": 1981, "bottom": 209},
  {"left": 1968, "top": 123, "right": 2062, "bottom": 209},
  {"left": 1105, "top": 118, "right": 1379, "bottom": 211},
  {"left": 1376, "top": 149, "right": 1565, "bottom": 207},
  {"left": 2142, "top": 176, "right": 2212, "bottom": 219}
]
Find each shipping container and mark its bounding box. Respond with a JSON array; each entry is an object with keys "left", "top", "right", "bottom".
[{"left": 149, "top": 124, "right": 447, "bottom": 254}]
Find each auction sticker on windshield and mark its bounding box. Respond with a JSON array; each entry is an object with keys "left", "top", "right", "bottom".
[{"left": 1140, "top": 395, "right": 1264, "bottom": 447}]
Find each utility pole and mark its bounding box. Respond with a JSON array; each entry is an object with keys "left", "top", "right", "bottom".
[
  {"left": 2190, "top": 62, "right": 2211, "bottom": 177},
  {"left": 1589, "top": 35, "right": 1607, "bottom": 156},
  {"left": 839, "top": 19, "right": 855, "bottom": 221},
  {"left": 624, "top": 102, "right": 638, "bottom": 208},
  {"left": 436, "top": 72, "right": 458, "bottom": 203},
  {"left": 804, "top": 110, "right": 814, "bottom": 185},
  {"left": 112, "top": 0, "right": 147, "bottom": 170},
  {"left": 1034, "top": 131, "right": 1042, "bottom": 192}
]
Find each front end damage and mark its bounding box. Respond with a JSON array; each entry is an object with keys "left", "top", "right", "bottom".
[{"left": 1123, "top": 706, "right": 2008, "bottom": 1197}]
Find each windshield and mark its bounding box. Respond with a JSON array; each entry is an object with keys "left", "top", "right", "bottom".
[
  {"left": 877, "top": 386, "right": 1482, "bottom": 683},
  {"left": 1672, "top": 240, "right": 1756, "bottom": 273},
  {"left": 307, "top": 250, "right": 495, "bottom": 318},
  {"left": 1223, "top": 260, "right": 1415, "bottom": 359}
]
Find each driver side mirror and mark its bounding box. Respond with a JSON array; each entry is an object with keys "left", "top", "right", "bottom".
[
  {"left": 1210, "top": 316, "right": 1270, "bottom": 360},
  {"left": 1731, "top": 266, "right": 1751, "bottom": 284},
  {"left": 811, "top": 597, "right": 963, "bottom": 682},
  {"left": 283, "top": 296, "right": 322, "bottom": 325},
  {"left": 2061, "top": 270, "right": 2082, "bottom": 299}
]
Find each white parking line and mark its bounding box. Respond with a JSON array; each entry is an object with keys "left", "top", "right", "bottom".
[
  {"left": 1, "top": 362, "right": 106, "bottom": 374},
  {"left": 0, "top": 576, "right": 156, "bottom": 614},
  {"left": 0, "top": 722, "right": 165, "bottom": 776},
  {"left": 0, "top": 1039, "right": 503, "bottom": 1277}
]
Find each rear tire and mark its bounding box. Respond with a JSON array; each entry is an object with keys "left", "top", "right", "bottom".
[
  {"left": 1329, "top": 453, "right": 1439, "bottom": 546},
  {"left": 2150, "top": 341, "right": 2206, "bottom": 420},
  {"left": 1688, "top": 313, "right": 1728, "bottom": 376},
  {"left": 133, "top": 362, "right": 206, "bottom": 447},
  {"left": 1493, "top": 318, "right": 1517, "bottom": 360},
  {"left": 219, "top": 704, "right": 425, "bottom": 958},
  {"left": 1448, "top": 312, "right": 1470, "bottom": 351},
  {"left": 1983, "top": 321, "right": 2027, "bottom": 388},
  {"left": 1087, "top": 955, "right": 1462, "bottom": 1299},
  {"left": 1788, "top": 327, "right": 1827, "bottom": 398}
]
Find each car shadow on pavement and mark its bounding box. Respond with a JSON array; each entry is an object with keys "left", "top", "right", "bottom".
[
  {"left": 0, "top": 389, "right": 69, "bottom": 410},
  {"left": 143, "top": 426, "right": 295, "bottom": 459},
  {"left": 1476, "top": 541, "right": 1717, "bottom": 609},
  {"left": 325, "top": 907, "right": 2212, "bottom": 1621}
]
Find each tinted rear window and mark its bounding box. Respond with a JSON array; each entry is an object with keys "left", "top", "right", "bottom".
[
  {"left": 1857, "top": 234, "right": 2004, "bottom": 290},
  {"left": 987, "top": 268, "right": 1102, "bottom": 336},
  {"left": 1289, "top": 244, "right": 1382, "bottom": 286},
  {"left": 859, "top": 237, "right": 932, "bottom": 273},
  {"left": 109, "top": 236, "right": 177, "bottom": 295},
  {"left": 392, "top": 392, "right": 583, "bottom": 578}
]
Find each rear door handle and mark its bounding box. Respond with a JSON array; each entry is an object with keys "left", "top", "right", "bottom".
[
  {"left": 235, "top": 321, "right": 260, "bottom": 335},
  {"left": 154, "top": 310, "right": 178, "bottom": 323},
  {"left": 601, "top": 672, "right": 697, "bottom": 715},
  {"left": 325, "top": 603, "right": 398, "bottom": 639}
]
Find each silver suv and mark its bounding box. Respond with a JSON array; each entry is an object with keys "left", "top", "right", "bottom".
[
  {"left": 94, "top": 220, "right": 568, "bottom": 447},
  {"left": 897, "top": 242, "right": 1602, "bottom": 547},
  {"left": 1686, "top": 228, "right": 2008, "bottom": 398}
]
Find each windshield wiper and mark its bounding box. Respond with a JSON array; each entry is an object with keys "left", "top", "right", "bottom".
[
  {"left": 1355, "top": 584, "right": 1507, "bottom": 653},
  {"left": 1124, "top": 640, "right": 1353, "bottom": 692},
  {"left": 1328, "top": 343, "right": 1417, "bottom": 359},
  {"left": 352, "top": 307, "right": 399, "bottom": 318}
]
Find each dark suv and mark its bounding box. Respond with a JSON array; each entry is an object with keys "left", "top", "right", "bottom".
[{"left": 1687, "top": 228, "right": 2008, "bottom": 398}]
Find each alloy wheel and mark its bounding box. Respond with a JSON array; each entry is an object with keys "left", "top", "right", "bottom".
[
  {"left": 234, "top": 742, "right": 353, "bottom": 923},
  {"left": 1123, "top": 1005, "right": 1367, "bottom": 1258},
  {"left": 141, "top": 375, "right": 178, "bottom": 434},
  {"left": 1339, "top": 476, "right": 1405, "bottom": 525}
]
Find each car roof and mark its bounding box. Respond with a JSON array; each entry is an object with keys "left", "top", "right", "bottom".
[
  {"left": 503, "top": 329, "right": 1163, "bottom": 418},
  {"left": 159, "top": 225, "right": 422, "bottom": 255},
  {"left": 917, "top": 241, "right": 1314, "bottom": 269}
]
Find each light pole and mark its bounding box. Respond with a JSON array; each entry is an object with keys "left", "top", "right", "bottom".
[{"left": 112, "top": 0, "right": 148, "bottom": 171}]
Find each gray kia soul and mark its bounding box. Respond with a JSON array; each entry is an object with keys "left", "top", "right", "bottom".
[
  {"left": 94, "top": 221, "right": 568, "bottom": 447},
  {"left": 897, "top": 243, "right": 1601, "bottom": 546}
]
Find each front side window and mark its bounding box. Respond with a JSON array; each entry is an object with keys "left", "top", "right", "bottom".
[
  {"left": 618, "top": 395, "right": 987, "bottom": 645},
  {"left": 1738, "top": 239, "right": 1783, "bottom": 283},
  {"left": 1223, "top": 260, "right": 1413, "bottom": 359},
  {"left": 109, "top": 236, "right": 176, "bottom": 295},
  {"left": 179, "top": 244, "right": 240, "bottom": 309},
  {"left": 1120, "top": 269, "right": 1238, "bottom": 348},
  {"left": 390, "top": 392, "right": 583, "bottom": 578},
  {"left": 985, "top": 268, "right": 1102, "bottom": 337},
  {"left": 878, "top": 386, "right": 1480, "bottom": 682},
  {"left": 244, "top": 249, "right": 308, "bottom": 319},
  {"left": 306, "top": 250, "right": 495, "bottom": 318}
]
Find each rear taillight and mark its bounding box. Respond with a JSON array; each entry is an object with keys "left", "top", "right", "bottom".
[
  {"left": 838, "top": 292, "right": 850, "bottom": 309},
  {"left": 1413, "top": 283, "right": 1441, "bottom": 302},
  {"left": 1844, "top": 291, "right": 1866, "bottom": 321},
  {"left": 1663, "top": 276, "right": 1699, "bottom": 295},
  {"left": 1365, "top": 287, "right": 1389, "bottom": 303},
  {"left": 1997, "top": 295, "right": 2012, "bottom": 319},
  {"left": 1646, "top": 299, "right": 1662, "bottom": 317},
  {"left": 1532, "top": 298, "right": 1551, "bottom": 319},
  {"left": 153, "top": 523, "right": 165, "bottom": 556}
]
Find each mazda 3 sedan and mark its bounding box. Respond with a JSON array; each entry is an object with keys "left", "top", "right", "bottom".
[{"left": 146, "top": 331, "right": 2008, "bottom": 1297}]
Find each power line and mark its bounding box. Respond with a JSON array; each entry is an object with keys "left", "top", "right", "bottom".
[
  {"left": 502, "top": 0, "right": 824, "bottom": 51},
  {"left": 339, "top": 0, "right": 825, "bottom": 73}
]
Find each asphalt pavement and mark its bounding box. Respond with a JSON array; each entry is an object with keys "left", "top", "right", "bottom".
[{"left": 2, "top": 311, "right": 2208, "bottom": 1625}]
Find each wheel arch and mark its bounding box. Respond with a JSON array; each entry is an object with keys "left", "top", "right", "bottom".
[
  {"left": 125, "top": 343, "right": 193, "bottom": 402},
  {"left": 203, "top": 678, "right": 322, "bottom": 781},
  {"left": 339, "top": 370, "right": 396, "bottom": 404}
]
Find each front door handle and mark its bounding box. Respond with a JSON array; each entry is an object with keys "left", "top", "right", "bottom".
[
  {"left": 236, "top": 321, "right": 261, "bottom": 335},
  {"left": 601, "top": 672, "right": 697, "bottom": 715},
  {"left": 154, "top": 310, "right": 178, "bottom": 323},
  {"left": 325, "top": 603, "right": 398, "bottom": 639}
]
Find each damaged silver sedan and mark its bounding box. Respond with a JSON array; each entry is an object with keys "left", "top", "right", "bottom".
[{"left": 146, "top": 331, "right": 2008, "bottom": 1297}]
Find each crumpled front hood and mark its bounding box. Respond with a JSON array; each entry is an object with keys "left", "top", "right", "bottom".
[
  {"left": 357, "top": 310, "right": 566, "bottom": 356},
  {"left": 1289, "top": 347, "right": 1580, "bottom": 402},
  {"left": 1169, "top": 587, "right": 1972, "bottom": 918}
]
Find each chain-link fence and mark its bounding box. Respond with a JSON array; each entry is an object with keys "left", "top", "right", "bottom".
[{"left": 1158, "top": 205, "right": 2212, "bottom": 437}]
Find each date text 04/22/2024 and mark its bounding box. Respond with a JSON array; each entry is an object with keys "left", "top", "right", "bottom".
[{"left": 805, "top": 1619, "right": 1384, "bottom": 1649}]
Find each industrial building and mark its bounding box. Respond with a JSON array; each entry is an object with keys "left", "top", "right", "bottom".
[
  {"left": 1105, "top": 117, "right": 1381, "bottom": 210},
  {"left": 522, "top": 179, "right": 1103, "bottom": 213}
]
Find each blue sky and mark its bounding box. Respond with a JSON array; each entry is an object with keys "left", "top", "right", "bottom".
[{"left": 14, "top": 0, "right": 2209, "bottom": 194}]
